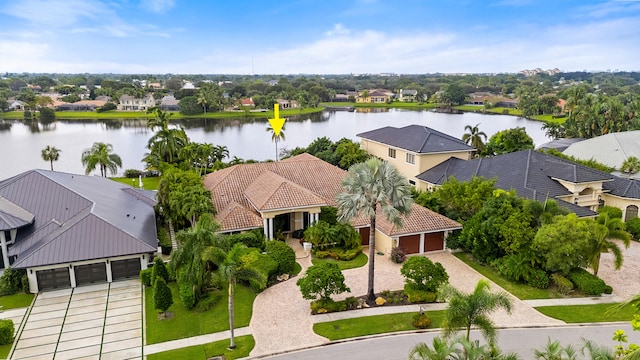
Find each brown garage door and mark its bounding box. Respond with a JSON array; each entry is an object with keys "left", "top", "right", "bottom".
[
  {"left": 111, "top": 258, "right": 142, "bottom": 280},
  {"left": 424, "top": 232, "right": 444, "bottom": 252},
  {"left": 358, "top": 227, "right": 370, "bottom": 246},
  {"left": 399, "top": 234, "right": 420, "bottom": 254},
  {"left": 36, "top": 268, "right": 71, "bottom": 291},
  {"left": 74, "top": 263, "right": 107, "bottom": 286}
]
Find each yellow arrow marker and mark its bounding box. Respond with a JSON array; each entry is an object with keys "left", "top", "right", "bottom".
[{"left": 268, "top": 104, "right": 286, "bottom": 136}]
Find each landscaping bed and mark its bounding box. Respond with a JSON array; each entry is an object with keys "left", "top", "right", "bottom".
[{"left": 310, "top": 289, "right": 437, "bottom": 315}]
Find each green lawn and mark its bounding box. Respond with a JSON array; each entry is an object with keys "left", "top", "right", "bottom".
[
  {"left": 313, "top": 310, "right": 445, "bottom": 340},
  {"left": 0, "top": 344, "right": 11, "bottom": 359},
  {"left": 147, "top": 335, "right": 254, "bottom": 360},
  {"left": 145, "top": 282, "right": 256, "bottom": 344},
  {"left": 110, "top": 177, "right": 161, "bottom": 191},
  {"left": 454, "top": 253, "right": 558, "bottom": 300},
  {"left": 311, "top": 253, "right": 368, "bottom": 270},
  {"left": 321, "top": 102, "right": 437, "bottom": 109},
  {"left": 535, "top": 303, "right": 635, "bottom": 323},
  {"left": 0, "top": 293, "right": 35, "bottom": 310}
]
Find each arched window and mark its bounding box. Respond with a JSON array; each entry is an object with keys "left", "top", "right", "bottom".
[{"left": 625, "top": 205, "right": 639, "bottom": 220}]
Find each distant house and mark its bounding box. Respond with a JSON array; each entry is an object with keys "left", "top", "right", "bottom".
[
  {"left": 358, "top": 125, "right": 475, "bottom": 186},
  {"left": 159, "top": 95, "right": 179, "bottom": 111},
  {"left": 277, "top": 99, "right": 298, "bottom": 109},
  {"left": 8, "top": 100, "right": 25, "bottom": 111},
  {"left": 0, "top": 170, "right": 157, "bottom": 293},
  {"left": 56, "top": 99, "right": 106, "bottom": 111},
  {"left": 118, "top": 94, "right": 156, "bottom": 111},
  {"left": 398, "top": 89, "right": 418, "bottom": 102},
  {"left": 240, "top": 98, "right": 255, "bottom": 107},
  {"left": 148, "top": 82, "right": 162, "bottom": 89},
  {"left": 356, "top": 90, "right": 391, "bottom": 103},
  {"left": 332, "top": 94, "right": 351, "bottom": 102},
  {"left": 181, "top": 82, "right": 195, "bottom": 90},
  {"left": 203, "top": 153, "right": 461, "bottom": 255},
  {"left": 417, "top": 150, "right": 640, "bottom": 221},
  {"left": 563, "top": 131, "right": 640, "bottom": 179}
]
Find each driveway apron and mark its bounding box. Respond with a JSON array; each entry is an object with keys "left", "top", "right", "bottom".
[{"left": 10, "top": 280, "right": 142, "bottom": 360}]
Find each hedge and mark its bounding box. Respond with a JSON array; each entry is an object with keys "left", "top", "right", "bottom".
[
  {"left": 265, "top": 240, "right": 296, "bottom": 274},
  {"left": 567, "top": 268, "right": 607, "bottom": 296},
  {"left": 0, "top": 319, "right": 14, "bottom": 345}
]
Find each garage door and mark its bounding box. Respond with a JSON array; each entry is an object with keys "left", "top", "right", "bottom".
[
  {"left": 399, "top": 234, "right": 420, "bottom": 254},
  {"left": 111, "top": 258, "right": 142, "bottom": 280},
  {"left": 36, "top": 268, "right": 71, "bottom": 291},
  {"left": 424, "top": 232, "right": 444, "bottom": 252},
  {"left": 358, "top": 227, "right": 370, "bottom": 246},
  {"left": 74, "top": 263, "right": 107, "bottom": 286}
]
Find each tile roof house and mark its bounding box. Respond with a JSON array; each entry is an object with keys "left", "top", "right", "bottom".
[
  {"left": 203, "top": 154, "right": 461, "bottom": 254},
  {"left": 416, "top": 149, "right": 640, "bottom": 220},
  {"left": 563, "top": 131, "right": 640, "bottom": 179},
  {"left": 0, "top": 170, "right": 157, "bottom": 293},
  {"left": 118, "top": 94, "right": 156, "bottom": 111},
  {"left": 358, "top": 125, "right": 475, "bottom": 187}
]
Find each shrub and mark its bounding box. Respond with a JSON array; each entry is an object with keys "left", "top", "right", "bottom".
[
  {"left": 291, "top": 229, "right": 305, "bottom": 239},
  {"left": 157, "top": 227, "right": 172, "bottom": 255},
  {"left": 265, "top": 240, "right": 296, "bottom": 274},
  {"left": 153, "top": 278, "right": 173, "bottom": 314},
  {"left": 319, "top": 206, "right": 338, "bottom": 225},
  {"left": 527, "top": 269, "right": 550, "bottom": 289},
  {"left": 404, "top": 286, "right": 437, "bottom": 303},
  {"left": 344, "top": 296, "right": 358, "bottom": 310},
  {"left": 626, "top": 218, "right": 640, "bottom": 240},
  {"left": 310, "top": 298, "right": 346, "bottom": 314},
  {"left": 227, "top": 232, "right": 265, "bottom": 251},
  {"left": 550, "top": 273, "right": 573, "bottom": 295},
  {"left": 297, "top": 262, "right": 350, "bottom": 301},
  {"left": 335, "top": 246, "right": 362, "bottom": 261},
  {"left": 238, "top": 248, "right": 278, "bottom": 292},
  {"left": 21, "top": 274, "right": 29, "bottom": 293},
  {"left": 140, "top": 269, "right": 152, "bottom": 287},
  {"left": 151, "top": 258, "right": 170, "bottom": 285},
  {"left": 124, "top": 169, "right": 143, "bottom": 178},
  {"left": 97, "top": 102, "right": 117, "bottom": 112},
  {"left": 412, "top": 312, "right": 431, "bottom": 329},
  {"left": 390, "top": 247, "right": 407, "bottom": 263},
  {"left": 604, "top": 285, "right": 613, "bottom": 295},
  {"left": 314, "top": 250, "right": 331, "bottom": 259},
  {"left": 567, "top": 268, "right": 607, "bottom": 296},
  {"left": 598, "top": 206, "right": 623, "bottom": 219},
  {"left": 179, "top": 282, "right": 195, "bottom": 310},
  {"left": 0, "top": 320, "right": 14, "bottom": 345},
  {"left": 39, "top": 107, "right": 55, "bottom": 122},
  {"left": 195, "top": 290, "right": 223, "bottom": 312},
  {"left": 401, "top": 256, "right": 449, "bottom": 292},
  {"left": 0, "top": 268, "right": 27, "bottom": 296}
]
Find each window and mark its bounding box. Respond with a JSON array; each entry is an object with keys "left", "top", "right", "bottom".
[
  {"left": 409, "top": 180, "right": 416, "bottom": 185},
  {"left": 626, "top": 205, "right": 638, "bottom": 220},
  {"left": 406, "top": 153, "right": 415, "bottom": 164},
  {"left": 388, "top": 148, "right": 396, "bottom": 158}
]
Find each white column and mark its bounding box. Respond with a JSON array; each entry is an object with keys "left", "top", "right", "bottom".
[
  {"left": 419, "top": 233, "right": 425, "bottom": 254},
  {"left": 314, "top": 213, "right": 319, "bottom": 223},
  {"left": 141, "top": 255, "right": 148, "bottom": 270},
  {"left": 0, "top": 232, "right": 9, "bottom": 268},
  {"left": 268, "top": 218, "right": 274, "bottom": 240},
  {"left": 106, "top": 260, "right": 113, "bottom": 282},
  {"left": 69, "top": 265, "right": 77, "bottom": 288},
  {"left": 263, "top": 218, "right": 269, "bottom": 239},
  {"left": 443, "top": 231, "right": 449, "bottom": 251}
]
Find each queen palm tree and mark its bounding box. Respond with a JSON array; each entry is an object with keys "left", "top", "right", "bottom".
[
  {"left": 586, "top": 214, "right": 631, "bottom": 276},
  {"left": 533, "top": 338, "right": 578, "bottom": 360},
  {"left": 438, "top": 279, "right": 513, "bottom": 345},
  {"left": 462, "top": 123, "right": 487, "bottom": 155},
  {"left": 80, "top": 142, "right": 122, "bottom": 177},
  {"left": 621, "top": 156, "right": 640, "bottom": 179},
  {"left": 266, "top": 123, "right": 286, "bottom": 161},
  {"left": 41, "top": 145, "right": 61, "bottom": 171},
  {"left": 336, "top": 157, "right": 413, "bottom": 301},
  {"left": 409, "top": 336, "right": 462, "bottom": 360}
]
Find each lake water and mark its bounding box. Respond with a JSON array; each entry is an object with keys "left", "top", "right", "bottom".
[{"left": 0, "top": 109, "right": 549, "bottom": 178}]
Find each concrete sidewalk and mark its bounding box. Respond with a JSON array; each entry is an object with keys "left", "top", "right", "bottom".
[
  {"left": 144, "top": 327, "right": 252, "bottom": 355},
  {"left": 524, "top": 295, "right": 624, "bottom": 307}
]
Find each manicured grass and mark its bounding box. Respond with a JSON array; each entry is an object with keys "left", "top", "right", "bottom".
[
  {"left": 0, "top": 344, "right": 11, "bottom": 359},
  {"left": 147, "top": 335, "right": 254, "bottom": 360},
  {"left": 532, "top": 114, "right": 567, "bottom": 123},
  {"left": 291, "top": 261, "right": 302, "bottom": 276},
  {"left": 110, "top": 176, "right": 161, "bottom": 191},
  {"left": 535, "top": 303, "right": 635, "bottom": 323},
  {"left": 311, "top": 253, "right": 368, "bottom": 270},
  {"left": 454, "top": 252, "right": 557, "bottom": 300},
  {"left": 0, "top": 293, "right": 35, "bottom": 310},
  {"left": 321, "top": 102, "right": 437, "bottom": 109},
  {"left": 145, "top": 282, "right": 256, "bottom": 344},
  {"left": 314, "top": 310, "right": 445, "bottom": 340}
]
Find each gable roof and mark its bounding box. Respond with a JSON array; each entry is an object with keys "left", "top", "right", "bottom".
[
  {"left": 358, "top": 125, "right": 475, "bottom": 154},
  {"left": 0, "top": 196, "right": 34, "bottom": 231},
  {"left": 417, "top": 150, "right": 640, "bottom": 217},
  {"left": 0, "top": 170, "right": 157, "bottom": 268},
  {"left": 204, "top": 154, "right": 461, "bottom": 235},
  {"left": 563, "top": 131, "right": 640, "bottom": 174}
]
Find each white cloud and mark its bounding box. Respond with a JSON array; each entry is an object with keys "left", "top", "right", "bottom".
[
  {"left": 325, "top": 24, "right": 350, "bottom": 36},
  {"left": 1, "top": 0, "right": 108, "bottom": 27},
  {"left": 139, "top": 0, "right": 176, "bottom": 13}
]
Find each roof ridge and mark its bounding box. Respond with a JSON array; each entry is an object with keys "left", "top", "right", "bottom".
[{"left": 524, "top": 150, "right": 532, "bottom": 190}]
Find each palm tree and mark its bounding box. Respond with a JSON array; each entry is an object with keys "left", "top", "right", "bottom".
[
  {"left": 462, "top": 123, "right": 487, "bottom": 155},
  {"left": 266, "top": 123, "right": 286, "bottom": 161},
  {"left": 586, "top": 214, "right": 631, "bottom": 276},
  {"left": 621, "top": 156, "right": 640, "bottom": 179},
  {"left": 438, "top": 279, "right": 513, "bottom": 344},
  {"left": 80, "top": 142, "right": 122, "bottom": 177},
  {"left": 202, "top": 242, "right": 260, "bottom": 349},
  {"left": 336, "top": 157, "right": 413, "bottom": 301},
  {"left": 581, "top": 338, "right": 614, "bottom": 360},
  {"left": 197, "top": 85, "right": 213, "bottom": 118},
  {"left": 533, "top": 338, "right": 578, "bottom": 360},
  {"left": 409, "top": 336, "right": 462, "bottom": 360},
  {"left": 41, "top": 145, "right": 61, "bottom": 171}
]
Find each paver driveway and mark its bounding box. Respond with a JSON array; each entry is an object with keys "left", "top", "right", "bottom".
[{"left": 11, "top": 280, "right": 142, "bottom": 360}]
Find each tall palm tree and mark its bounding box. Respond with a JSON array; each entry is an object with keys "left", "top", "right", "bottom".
[
  {"left": 336, "top": 157, "right": 413, "bottom": 301},
  {"left": 146, "top": 107, "right": 172, "bottom": 131},
  {"left": 80, "top": 142, "right": 122, "bottom": 177},
  {"left": 461, "top": 123, "right": 487, "bottom": 155},
  {"left": 621, "top": 156, "right": 640, "bottom": 179},
  {"left": 266, "top": 123, "right": 286, "bottom": 161},
  {"left": 197, "top": 85, "right": 213, "bottom": 118},
  {"left": 41, "top": 145, "right": 61, "bottom": 171},
  {"left": 438, "top": 279, "right": 513, "bottom": 345},
  {"left": 586, "top": 214, "right": 631, "bottom": 275}
]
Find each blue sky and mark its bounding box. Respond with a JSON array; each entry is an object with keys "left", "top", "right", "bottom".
[{"left": 1, "top": 0, "right": 639, "bottom": 74}]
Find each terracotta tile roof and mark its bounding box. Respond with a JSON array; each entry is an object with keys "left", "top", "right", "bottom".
[{"left": 204, "top": 154, "right": 461, "bottom": 235}]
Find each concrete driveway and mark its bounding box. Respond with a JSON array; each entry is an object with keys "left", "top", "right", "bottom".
[{"left": 11, "top": 280, "right": 142, "bottom": 360}]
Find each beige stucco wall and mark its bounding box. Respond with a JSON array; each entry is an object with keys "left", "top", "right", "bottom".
[
  {"left": 262, "top": 206, "right": 322, "bottom": 219},
  {"left": 373, "top": 228, "right": 395, "bottom": 254},
  {"left": 601, "top": 194, "right": 640, "bottom": 221}
]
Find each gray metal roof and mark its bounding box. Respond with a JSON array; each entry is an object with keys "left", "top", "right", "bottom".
[
  {"left": 0, "top": 196, "right": 34, "bottom": 231},
  {"left": 536, "top": 138, "right": 585, "bottom": 152},
  {"left": 0, "top": 170, "right": 157, "bottom": 269},
  {"left": 415, "top": 150, "right": 640, "bottom": 217},
  {"left": 563, "top": 131, "right": 640, "bottom": 170},
  {"left": 357, "top": 125, "right": 475, "bottom": 154}
]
